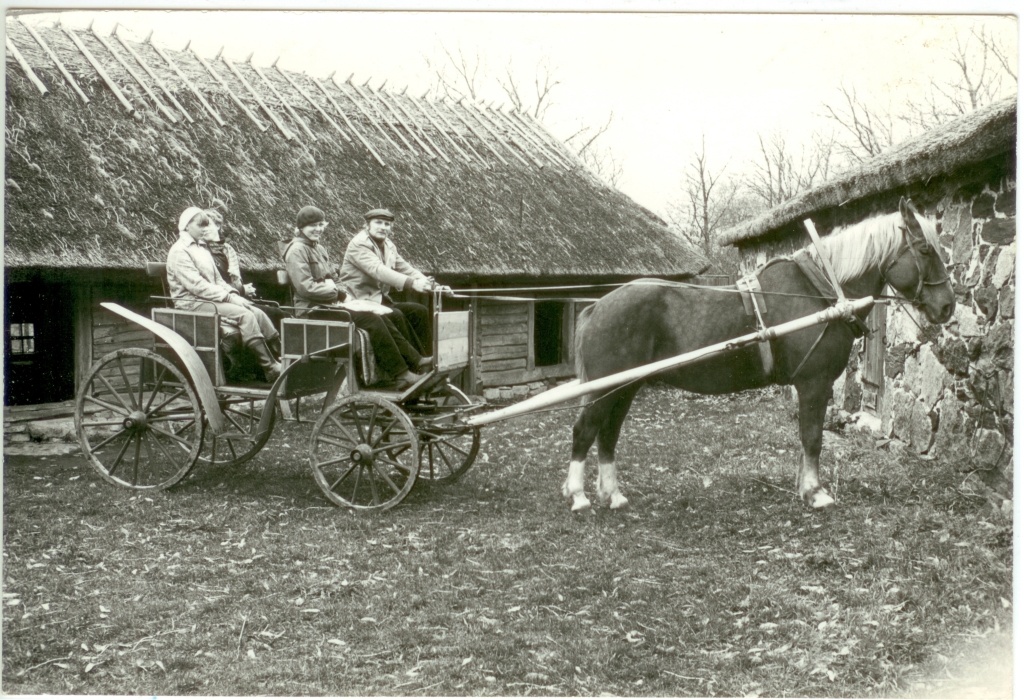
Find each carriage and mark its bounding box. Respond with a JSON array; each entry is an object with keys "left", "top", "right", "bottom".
[
  {"left": 75, "top": 200, "right": 954, "bottom": 513},
  {"left": 74, "top": 274, "right": 483, "bottom": 512}
]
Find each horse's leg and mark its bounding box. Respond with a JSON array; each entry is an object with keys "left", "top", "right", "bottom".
[
  {"left": 795, "top": 379, "right": 836, "bottom": 508},
  {"left": 564, "top": 401, "right": 604, "bottom": 512},
  {"left": 596, "top": 386, "right": 639, "bottom": 510}
]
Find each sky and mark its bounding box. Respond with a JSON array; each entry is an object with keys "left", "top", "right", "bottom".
[{"left": 10, "top": 3, "right": 1019, "bottom": 218}]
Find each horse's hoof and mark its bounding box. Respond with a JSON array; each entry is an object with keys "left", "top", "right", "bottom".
[
  {"left": 609, "top": 493, "right": 629, "bottom": 510},
  {"left": 806, "top": 489, "right": 836, "bottom": 509},
  {"left": 570, "top": 494, "right": 592, "bottom": 512}
]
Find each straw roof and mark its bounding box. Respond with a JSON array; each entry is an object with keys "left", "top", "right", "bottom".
[
  {"left": 718, "top": 96, "right": 1017, "bottom": 247},
  {"left": 4, "top": 19, "right": 707, "bottom": 279}
]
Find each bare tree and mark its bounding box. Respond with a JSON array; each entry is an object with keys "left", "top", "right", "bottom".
[
  {"left": 426, "top": 45, "right": 621, "bottom": 186},
  {"left": 746, "top": 130, "right": 838, "bottom": 208},
  {"left": 563, "top": 112, "right": 623, "bottom": 186},
  {"left": 427, "top": 45, "right": 484, "bottom": 102},
  {"left": 664, "top": 138, "right": 752, "bottom": 274},
  {"left": 500, "top": 58, "right": 560, "bottom": 120},
  {"left": 823, "top": 84, "right": 897, "bottom": 163},
  {"left": 825, "top": 25, "right": 1017, "bottom": 161}
]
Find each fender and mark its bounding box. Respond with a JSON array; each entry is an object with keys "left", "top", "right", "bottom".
[{"left": 100, "top": 302, "right": 227, "bottom": 434}]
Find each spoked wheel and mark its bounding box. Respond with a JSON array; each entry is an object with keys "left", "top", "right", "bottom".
[
  {"left": 309, "top": 394, "right": 420, "bottom": 512},
  {"left": 198, "top": 396, "right": 275, "bottom": 467},
  {"left": 74, "top": 348, "right": 204, "bottom": 490},
  {"left": 409, "top": 382, "right": 481, "bottom": 484}
]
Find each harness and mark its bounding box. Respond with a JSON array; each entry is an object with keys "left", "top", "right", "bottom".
[
  {"left": 739, "top": 252, "right": 871, "bottom": 384},
  {"left": 880, "top": 223, "right": 951, "bottom": 307}
]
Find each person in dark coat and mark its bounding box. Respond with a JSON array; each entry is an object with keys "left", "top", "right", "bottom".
[{"left": 283, "top": 206, "right": 429, "bottom": 390}]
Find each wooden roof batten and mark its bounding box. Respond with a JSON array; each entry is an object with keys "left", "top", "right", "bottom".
[
  {"left": 19, "top": 19, "right": 89, "bottom": 103},
  {"left": 6, "top": 35, "right": 48, "bottom": 95},
  {"left": 495, "top": 105, "right": 568, "bottom": 169},
  {"left": 332, "top": 72, "right": 405, "bottom": 154},
  {"left": 189, "top": 43, "right": 267, "bottom": 131},
  {"left": 6, "top": 19, "right": 583, "bottom": 179},
  {"left": 468, "top": 100, "right": 533, "bottom": 167},
  {"left": 251, "top": 57, "right": 317, "bottom": 141},
  {"left": 309, "top": 72, "right": 387, "bottom": 166},
  {"left": 148, "top": 35, "right": 225, "bottom": 126},
  {"left": 273, "top": 61, "right": 352, "bottom": 143},
  {"left": 394, "top": 87, "right": 452, "bottom": 162},
  {"left": 369, "top": 82, "right": 440, "bottom": 160},
  {"left": 90, "top": 24, "right": 178, "bottom": 123},
  {"left": 220, "top": 49, "right": 293, "bottom": 140},
  {"left": 349, "top": 76, "right": 416, "bottom": 154},
  {"left": 516, "top": 110, "right": 583, "bottom": 168},
  {"left": 452, "top": 98, "right": 509, "bottom": 165},
  {"left": 113, "top": 25, "right": 194, "bottom": 123},
  {"left": 408, "top": 90, "right": 475, "bottom": 165},
  {"left": 478, "top": 102, "right": 545, "bottom": 168},
  {"left": 61, "top": 21, "right": 136, "bottom": 115}
]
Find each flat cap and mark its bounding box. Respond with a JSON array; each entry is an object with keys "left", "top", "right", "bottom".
[{"left": 364, "top": 208, "right": 395, "bottom": 221}]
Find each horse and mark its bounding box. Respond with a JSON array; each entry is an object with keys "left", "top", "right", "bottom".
[{"left": 563, "top": 197, "right": 955, "bottom": 512}]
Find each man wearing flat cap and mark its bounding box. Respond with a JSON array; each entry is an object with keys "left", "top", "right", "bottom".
[
  {"left": 339, "top": 208, "right": 433, "bottom": 355},
  {"left": 283, "top": 205, "right": 430, "bottom": 389}
]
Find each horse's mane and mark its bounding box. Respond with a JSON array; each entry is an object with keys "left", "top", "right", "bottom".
[{"left": 804, "top": 211, "right": 931, "bottom": 284}]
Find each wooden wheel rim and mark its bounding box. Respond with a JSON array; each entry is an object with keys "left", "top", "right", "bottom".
[
  {"left": 197, "top": 396, "right": 275, "bottom": 467},
  {"left": 414, "top": 383, "right": 481, "bottom": 484},
  {"left": 74, "top": 348, "right": 205, "bottom": 490},
  {"left": 309, "top": 394, "right": 420, "bottom": 512}
]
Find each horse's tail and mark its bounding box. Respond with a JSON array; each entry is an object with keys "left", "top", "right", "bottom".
[{"left": 574, "top": 303, "right": 596, "bottom": 384}]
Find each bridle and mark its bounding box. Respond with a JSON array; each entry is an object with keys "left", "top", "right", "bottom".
[{"left": 879, "top": 223, "right": 950, "bottom": 306}]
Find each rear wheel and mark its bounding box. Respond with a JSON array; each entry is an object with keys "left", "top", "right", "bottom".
[
  {"left": 309, "top": 394, "right": 420, "bottom": 511},
  {"left": 410, "top": 382, "right": 480, "bottom": 483},
  {"left": 198, "top": 396, "right": 275, "bottom": 467},
  {"left": 74, "top": 348, "right": 204, "bottom": 490}
]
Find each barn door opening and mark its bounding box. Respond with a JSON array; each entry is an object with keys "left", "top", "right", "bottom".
[
  {"left": 533, "top": 300, "right": 565, "bottom": 367},
  {"left": 4, "top": 282, "right": 76, "bottom": 405}
]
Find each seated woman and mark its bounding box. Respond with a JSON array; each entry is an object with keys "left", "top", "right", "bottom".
[
  {"left": 282, "top": 206, "right": 430, "bottom": 390},
  {"left": 205, "top": 205, "right": 290, "bottom": 333},
  {"left": 166, "top": 207, "right": 281, "bottom": 382}
]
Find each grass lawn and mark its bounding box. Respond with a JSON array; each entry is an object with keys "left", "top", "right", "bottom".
[{"left": 2, "top": 384, "right": 1012, "bottom": 696}]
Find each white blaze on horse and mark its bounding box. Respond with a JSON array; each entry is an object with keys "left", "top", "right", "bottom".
[{"left": 564, "top": 198, "right": 955, "bottom": 512}]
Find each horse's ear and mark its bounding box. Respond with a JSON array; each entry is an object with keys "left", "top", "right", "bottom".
[
  {"left": 899, "top": 197, "right": 918, "bottom": 221},
  {"left": 900, "top": 197, "right": 926, "bottom": 241}
]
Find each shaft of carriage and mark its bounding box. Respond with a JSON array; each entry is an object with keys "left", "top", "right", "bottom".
[{"left": 462, "top": 295, "right": 879, "bottom": 428}]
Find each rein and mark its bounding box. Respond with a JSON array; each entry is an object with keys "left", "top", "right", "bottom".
[{"left": 880, "top": 224, "right": 950, "bottom": 305}]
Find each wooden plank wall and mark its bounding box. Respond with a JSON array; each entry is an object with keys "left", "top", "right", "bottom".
[
  {"left": 473, "top": 297, "right": 586, "bottom": 389},
  {"left": 88, "top": 283, "right": 156, "bottom": 386},
  {"left": 477, "top": 299, "right": 530, "bottom": 380}
]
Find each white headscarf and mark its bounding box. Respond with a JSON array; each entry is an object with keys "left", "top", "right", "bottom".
[{"left": 178, "top": 206, "right": 205, "bottom": 234}]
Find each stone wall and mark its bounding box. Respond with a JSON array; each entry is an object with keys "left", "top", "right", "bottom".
[{"left": 840, "top": 174, "right": 1015, "bottom": 484}]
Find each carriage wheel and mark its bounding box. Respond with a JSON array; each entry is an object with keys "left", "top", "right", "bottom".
[
  {"left": 197, "top": 397, "right": 275, "bottom": 467},
  {"left": 411, "top": 382, "right": 481, "bottom": 484},
  {"left": 309, "top": 394, "right": 420, "bottom": 512},
  {"left": 74, "top": 348, "right": 204, "bottom": 490}
]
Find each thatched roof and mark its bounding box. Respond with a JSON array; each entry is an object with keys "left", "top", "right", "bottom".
[
  {"left": 719, "top": 96, "right": 1017, "bottom": 247},
  {"left": 3, "top": 18, "right": 707, "bottom": 280}
]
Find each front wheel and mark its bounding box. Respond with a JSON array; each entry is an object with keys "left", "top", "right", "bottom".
[
  {"left": 309, "top": 394, "right": 420, "bottom": 512},
  {"left": 410, "top": 382, "right": 481, "bottom": 484},
  {"left": 74, "top": 348, "right": 204, "bottom": 490},
  {"left": 197, "top": 396, "right": 275, "bottom": 467}
]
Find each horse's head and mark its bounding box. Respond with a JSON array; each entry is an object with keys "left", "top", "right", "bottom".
[{"left": 880, "top": 198, "right": 955, "bottom": 324}]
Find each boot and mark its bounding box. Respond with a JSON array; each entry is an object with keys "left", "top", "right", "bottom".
[
  {"left": 246, "top": 337, "right": 282, "bottom": 383},
  {"left": 266, "top": 334, "right": 282, "bottom": 361}
]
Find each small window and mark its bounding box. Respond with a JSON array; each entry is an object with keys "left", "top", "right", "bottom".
[
  {"left": 534, "top": 301, "right": 564, "bottom": 367},
  {"left": 9, "top": 323, "right": 36, "bottom": 355}
]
